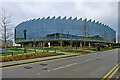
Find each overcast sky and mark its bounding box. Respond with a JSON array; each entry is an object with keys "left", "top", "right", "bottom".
[{"left": 0, "top": 0, "right": 119, "bottom": 42}]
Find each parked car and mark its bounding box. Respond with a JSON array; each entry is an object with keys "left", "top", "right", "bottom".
[{"left": 93, "top": 43, "right": 108, "bottom": 48}]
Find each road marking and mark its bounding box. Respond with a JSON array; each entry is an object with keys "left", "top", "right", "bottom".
[
  {"left": 101, "top": 63, "right": 120, "bottom": 80},
  {"left": 84, "top": 59, "right": 93, "bottom": 61},
  {"left": 84, "top": 57, "right": 101, "bottom": 62},
  {"left": 64, "top": 63, "right": 77, "bottom": 67},
  {"left": 36, "top": 73, "right": 41, "bottom": 75},
  {"left": 47, "top": 70, "right": 51, "bottom": 72},
  {"left": 107, "top": 66, "right": 120, "bottom": 80},
  {"left": 0, "top": 56, "right": 77, "bottom": 69},
  {"left": 53, "top": 66, "right": 65, "bottom": 70},
  {"left": 53, "top": 63, "right": 77, "bottom": 71},
  {"left": 0, "top": 60, "right": 46, "bottom": 69}
]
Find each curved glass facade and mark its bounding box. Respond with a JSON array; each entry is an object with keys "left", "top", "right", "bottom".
[{"left": 15, "top": 16, "right": 116, "bottom": 44}]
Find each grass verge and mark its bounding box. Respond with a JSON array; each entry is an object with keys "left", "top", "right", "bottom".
[
  {"left": 81, "top": 47, "right": 115, "bottom": 51},
  {"left": 61, "top": 50, "right": 91, "bottom": 55},
  {"left": 0, "top": 48, "right": 35, "bottom": 56}
]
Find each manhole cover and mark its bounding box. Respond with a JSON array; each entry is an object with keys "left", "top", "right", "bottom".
[
  {"left": 24, "top": 66, "right": 33, "bottom": 69},
  {"left": 40, "top": 63, "right": 47, "bottom": 66}
]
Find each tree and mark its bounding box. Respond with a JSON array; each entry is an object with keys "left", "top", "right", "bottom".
[
  {"left": 111, "top": 34, "right": 115, "bottom": 46},
  {"left": 80, "top": 19, "right": 91, "bottom": 47},
  {"left": 0, "top": 8, "right": 13, "bottom": 55},
  {"left": 28, "top": 33, "right": 33, "bottom": 47},
  {"left": 42, "top": 25, "right": 45, "bottom": 47},
  {"left": 83, "top": 20, "right": 87, "bottom": 47},
  {"left": 32, "top": 35, "right": 37, "bottom": 53}
]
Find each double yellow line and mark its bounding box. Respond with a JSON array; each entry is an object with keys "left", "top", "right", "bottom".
[{"left": 101, "top": 63, "right": 120, "bottom": 80}]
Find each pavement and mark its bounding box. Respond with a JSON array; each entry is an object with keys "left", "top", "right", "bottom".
[
  {"left": 1, "top": 48, "right": 119, "bottom": 79},
  {"left": 0, "top": 51, "right": 78, "bottom": 67}
]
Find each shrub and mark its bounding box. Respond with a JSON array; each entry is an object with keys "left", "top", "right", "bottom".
[
  {"left": 46, "top": 50, "right": 49, "bottom": 52},
  {"left": 82, "top": 48, "right": 87, "bottom": 50},
  {"left": 107, "top": 47, "right": 112, "bottom": 50},
  {"left": 15, "top": 57, "right": 18, "bottom": 61},
  {"left": 4, "top": 57, "right": 10, "bottom": 62},
  {"left": 28, "top": 54, "right": 33, "bottom": 59},
  {"left": 50, "top": 46, "right": 54, "bottom": 48},
  {"left": 1, "top": 57, "right": 4, "bottom": 62},
  {"left": 1, "top": 52, "right": 64, "bottom": 62},
  {"left": 9, "top": 56, "right": 14, "bottom": 61}
]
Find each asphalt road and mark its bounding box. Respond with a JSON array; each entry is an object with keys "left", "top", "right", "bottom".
[{"left": 2, "top": 48, "right": 119, "bottom": 78}]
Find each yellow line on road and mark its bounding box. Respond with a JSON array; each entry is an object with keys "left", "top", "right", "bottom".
[
  {"left": 0, "top": 56, "right": 77, "bottom": 69},
  {"left": 107, "top": 66, "right": 120, "bottom": 80},
  {"left": 101, "top": 63, "right": 120, "bottom": 80},
  {"left": 0, "top": 60, "right": 45, "bottom": 69}
]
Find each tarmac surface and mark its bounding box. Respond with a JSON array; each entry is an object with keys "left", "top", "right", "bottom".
[{"left": 1, "top": 49, "right": 119, "bottom": 78}]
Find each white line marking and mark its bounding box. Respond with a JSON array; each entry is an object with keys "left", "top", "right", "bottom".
[
  {"left": 64, "top": 63, "right": 78, "bottom": 67},
  {"left": 53, "top": 66, "right": 65, "bottom": 70},
  {"left": 53, "top": 63, "right": 77, "bottom": 71},
  {"left": 47, "top": 70, "right": 51, "bottom": 72},
  {"left": 36, "top": 73, "right": 40, "bottom": 75},
  {"left": 84, "top": 59, "right": 93, "bottom": 61}
]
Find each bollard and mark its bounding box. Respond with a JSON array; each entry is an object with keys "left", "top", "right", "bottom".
[
  {"left": 55, "top": 48, "right": 56, "bottom": 53},
  {"left": 97, "top": 47, "right": 100, "bottom": 51},
  {"left": 24, "top": 48, "right": 26, "bottom": 53},
  {"left": 34, "top": 48, "right": 36, "bottom": 53},
  {"left": 65, "top": 48, "right": 66, "bottom": 51},
  {"left": 76, "top": 46, "right": 77, "bottom": 51},
  {"left": 11, "top": 52, "right": 13, "bottom": 56}
]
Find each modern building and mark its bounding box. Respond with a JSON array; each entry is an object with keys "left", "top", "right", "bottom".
[{"left": 15, "top": 16, "right": 116, "bottom": 47}]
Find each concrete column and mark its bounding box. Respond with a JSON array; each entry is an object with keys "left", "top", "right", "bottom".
[
  {"left": 22, "top": 43, "right": 24, "bottom": 47},
  {"left": 42, "top": 42, "right": 45, "bottom": 47},
  {"left": 21, "top": 44, "right": 23, "bottom": 47},
  {"left": 33, "top": 42, "right": 35, "bottom": 47},
  {"left": 31, "top": 42, "right": 33, "bottom": 47},
  {"left": 110, "top": 43, "right": 112, "bottom": 47},
  {"left": 60, "top": 41, "right": 63, "bottom": 47},
  {"left": 40, "top": 42, "right": 42, "bottom": 47},
  {"left": 28, "top": 43, "right": 31, "bottom": 47},
  {"left": 70, "top": 41, "right": 72, "bottom": 47},
  {"left": 80, "top": 42, "right": 82, "bottom": 47},
  {"left": 89, "top": 42, "right": 91, "bottom": 47}
]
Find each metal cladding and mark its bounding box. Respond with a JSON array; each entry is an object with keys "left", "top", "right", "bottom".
[{"left": 15, "top": 16, "right": 116, "bottom": 43}]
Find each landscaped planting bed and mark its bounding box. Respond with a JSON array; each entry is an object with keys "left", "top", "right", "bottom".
[{"left": 1, "top": 52, "right": 64, "bottom": 62}]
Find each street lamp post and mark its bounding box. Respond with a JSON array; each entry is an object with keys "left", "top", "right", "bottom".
[{"left": 76, "top": 34, "right": 77, "bottom": 51}]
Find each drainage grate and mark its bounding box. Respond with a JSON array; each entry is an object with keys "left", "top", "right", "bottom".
[
  {"left": 42, "top": 67, "right": 48, "bottom": 70},
  {"left": 24, "top": 66, "right": 33, "bottom": 69},
  {"left": 40, "top": 63, "right": 47, "bottom": 66}
]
